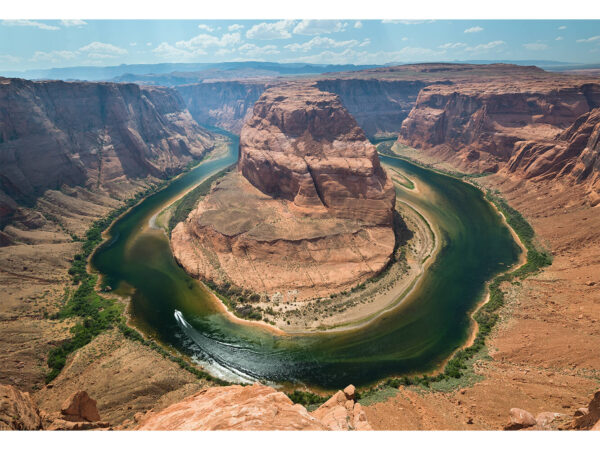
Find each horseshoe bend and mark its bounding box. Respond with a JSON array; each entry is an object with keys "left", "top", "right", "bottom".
[
  {"left": 171, "top": 85, "right": 410, "bottom": 330},
  {"left": 1, "top": 19, "right": 600, "bottom": 434}
]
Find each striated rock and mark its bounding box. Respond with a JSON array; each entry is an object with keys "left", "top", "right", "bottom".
[
  {"left": 398, "top": 76, "right": 600, "bottom": 183},
  {"left": 60, "top": 391, "right": 101, "bottom": 422},
  {"left": 312, "top": 385, "right": 372, "bottom": 431},
  {"left": 505, "top": 407, "right": 537, "bottom": 430},
  {"left": 176, "top": 81, "right": 269, "bottom": 133},
  {"left": 136, "top": 383, "right": 371, "bottom": 431},
  {"left": 239, "top": 84, "right": 395, "bottom": 224},
  {"left": 0, "top": 77, "right": 214, "bottom": 225},
  {"left": 172, "top": 84, "right": 396, "bottom": 301},
  {"left": 508, "top": 108, "right": 600, "bottom": 204},
  {"left": 136, "top": 383, "right": 327, "bottom": 431},
  {"left": 0, "top": 384, "right": 42, "bottom": 430},
  {"left": 573, "top": 391, "right": 600, "bottom": 429}
]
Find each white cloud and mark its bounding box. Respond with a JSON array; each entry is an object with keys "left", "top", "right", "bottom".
[
  {"left": 197, "top": 24, "right": 214, "bottom": 32},
  {"left": 246, "top": 20, "right": 294, "bottom": 40},
  {"left": 146, "top": 42, "right": 152, "bottom": 46},
  {"left": 228, "top": 24, "right": 244, "bottom": 32},
  {"left": 30, "top": 50, "right": 78, "bottom": 62},
  {"left": 282, "top": 46, "right": 445, "bottom": 65},
  {"left": 558, "top": 25, "right": 567, "bottom": 30},
  {"left": 237, "top": 43, "right": 279, "bottom": 58},
  {"left": 556, "top": 36, "right": 564, "bottom": 41},
  {"left": 293, "top": 20, "right": 348, "bottom": 35},
  {"left": 0, "top": 54, "right": 20, "bottom": 64},
  {"left": 360, "top": 38, "right": 371, "bottom": 47},
  {"left": 465, "top": 40, "right": 506, "bottom": 52},
  {"left": 79, "top": 42, "right": 128, "bottom": 59},
  {"left": 381, "top": 20, "right": 431, "bottom": 25},
  {"left": 523, "top": 43, "right": 549, "bottom": 51},
  {"left": 284, "top": 36, "right": 363, "bottom": 53},
  {"left": 152, "top": 42, "right": 201, "bottom": 61},
  {"left": 175, "top": 32, "right": 241, "bottom": 50},
  {"left": 439, "top": 42, "right": 467, "bottom": 49},
  {"left": 2, "top": 20, "right": 59, "bottom": 31},
  {"left": 129, "top": 42, "right": 137, "bottom": 46},
  {"left": 464, "top": 26, "right": 484, "bottom": 33},
  {"left": 577, "top": 35, "right": 600, "bottom": 43},
  {"left": 61, "top": 20, "right": 87, "bottom": 28},
  {"left": 354, "top": 21, "right": 363, "bottom": 29}
]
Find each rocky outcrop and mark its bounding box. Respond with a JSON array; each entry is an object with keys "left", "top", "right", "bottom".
[
  {"left": 315, "top": 79, "right": 427, "bottom": 137},
  {"left": 311, "top": 384, "right": 372, "bottom": 431},
  {"left": 176, "top": 81, "right": 268, "bottom": 133},
  {"left": 0, "top": 385, "right": 107, "bottom": 430},
  {"left": 172, "top": 84, "right": 396, "bottom": 302},
  {"left": 60, "top": 391, "right": 101, "bottom": 422},
  {"left": 0, "top": 77, "right": 214, "bottom": 225},
  {"left": 239, "top": 84, "right": 395, "bottom": 225},
  {"left": 507, "top": 107, "right": 600, "bottom": 205},
  {"left": 0, "top": 384, "right": 42, "bottom": 430},
  {"left": 399, "top": 80, "right": 600, "bottom": 168},
  {"left": 136, "top": 383, "right": 371, "bottom": 431}
]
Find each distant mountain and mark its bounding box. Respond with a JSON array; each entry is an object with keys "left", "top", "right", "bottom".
[{"left": 1, "top": 61, "right": 382, "bottom": 82}]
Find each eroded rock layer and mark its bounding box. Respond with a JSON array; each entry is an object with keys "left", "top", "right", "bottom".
[
  {"left": 398, "top": 76, "right": 600, "bottom": 179},
  {"left": 0, "top": 77, "right": 214, "bottom": 225},
  {"left": 172, "top": 84, "right": 395, "bottom": 301}
]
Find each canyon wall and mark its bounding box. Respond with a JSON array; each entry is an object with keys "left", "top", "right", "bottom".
[
  {"left": 172, "top": 84, "right": 396, "bottom": 302},
  {"left": 0, "top": 77, "right": 214, "bottom": 226},
  {"left": 398, "top": 77, "right": 600, "bottom": 177},
  {"left": 176, "top": 81, "right": 268, "bottom": 133},
  {"left": 315, "top": 79, "right": 427, "bottom": 137}
]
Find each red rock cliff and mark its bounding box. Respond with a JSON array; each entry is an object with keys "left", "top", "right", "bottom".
[
  {"left": 0, "top": 77, "right": 213, "bottom": 224},
  {"left": 239, "top": 84, "right": 395, "bottom": 226}
]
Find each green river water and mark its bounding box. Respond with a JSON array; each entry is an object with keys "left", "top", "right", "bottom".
[{"left": 91, "top": 132, "right": 521, "bottom": 390}]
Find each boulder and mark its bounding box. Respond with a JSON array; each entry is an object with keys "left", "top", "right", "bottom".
[
  {"left": 60, "top": 391, "right": 101, "bottom": 422},
  {"left": 505, "top": 408, "right": 537, "bottom": 430},
  {"left": 0, "top": 384, "right": 42, "bottom": 430}
]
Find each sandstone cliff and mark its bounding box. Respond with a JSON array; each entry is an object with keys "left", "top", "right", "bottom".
[
  {"left": 172, "top": 84, "right": 396, "bottom": 303},
  {"left": 398, "top": 77, "right": 600, "bottom": 176},
  {"left": 176, "top": 81, "right": 268, "bottom": 133},
  {"left": 0, "top": 77, "right": 214, "bottom": 226},
  {"left": 507, "top": 107, "right": 600, "bottom": 205}
]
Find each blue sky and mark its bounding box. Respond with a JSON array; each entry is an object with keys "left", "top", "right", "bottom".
[{"left": 1, "top": 20, "right": 599, "bottom": 71}]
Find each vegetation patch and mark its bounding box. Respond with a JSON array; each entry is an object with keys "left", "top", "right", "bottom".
[
  {"left": 167, "top": 165, "right": 234, "bottom": 232},
  {"left": 354, "top": 176, "right": 552, "bottom": 401},
  {"left": 45, "top": 164, "right": 223, "bottom": 385}
]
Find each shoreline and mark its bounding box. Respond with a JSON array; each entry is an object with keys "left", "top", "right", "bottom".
[{"left": 177, "top": 172, "right": 441, "bottom": 336}]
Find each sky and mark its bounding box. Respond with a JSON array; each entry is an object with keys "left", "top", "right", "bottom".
[{"left": 1, "top": 19, "right": 599, "bottom": 71}]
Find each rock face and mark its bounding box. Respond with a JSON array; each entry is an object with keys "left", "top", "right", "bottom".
[
  {"left": 176, "top": 81, "right": 268, "bottom": 133},
  {"left": 398, "top": 77, "right": 600, "bottom": 185},
  {"left": 0, "top": 384, "right": 42, "bottom": 430},
  {"left": 172, "top": 84, "right": 396, "bottom": 301},
  {"left": 311, "top": 384, "right": 372, "bottom": 431},
  {"left": 239, "top": 85, "right": 396, "bottom": 224},
  {"left": 315, "top": 79, "right": 427, "bottom": 137},
  {"left": 507, "top": 107, "right": 600, "bottom": 205},
  {"left": 60, "top": 391, "right": 101, "bottom": 422},
  {"left": 136, "top": 383, "right": 371, "bottom": 431},
  {"left": 0, "top": 77, "right": 213, "bottom": 225}
]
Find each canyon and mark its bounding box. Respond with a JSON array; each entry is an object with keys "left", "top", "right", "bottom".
[
  {"left": 0, "top": 62, "right": 599, "bottom": 431},
  {"left": 172, "top": 84, "right": 396, "bottom": 313}
]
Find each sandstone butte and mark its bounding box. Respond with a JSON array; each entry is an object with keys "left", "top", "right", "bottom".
[{"left": 171, "top": 84, "right": 396, "bottom": 302}]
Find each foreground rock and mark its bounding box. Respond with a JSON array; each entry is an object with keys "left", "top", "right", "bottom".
[
  {"left": 0, "top": 385, "right": 107, "bottom": 430},
  {"left": 0, "top": 384, "right": 41, "bottom": 430},
  {"left": 172, "top": 84, "right": 396, "bottom": 303},
  {"left": 136, "top": 383, "right": 371, "bottom": 431}
]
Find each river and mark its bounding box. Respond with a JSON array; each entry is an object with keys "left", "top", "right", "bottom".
[{"left": 91, "top": 131, "right": 521, "bottom": 390}]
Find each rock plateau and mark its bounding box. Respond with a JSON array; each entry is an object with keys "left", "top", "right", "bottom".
[{"left": 172, "top": 84, "right": 396, "bottom": 302}]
